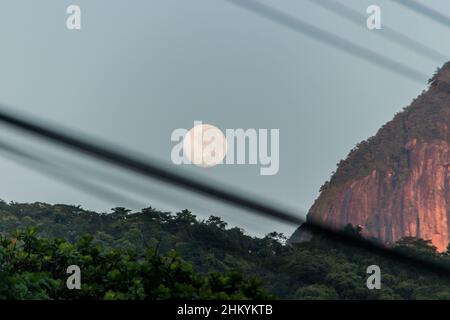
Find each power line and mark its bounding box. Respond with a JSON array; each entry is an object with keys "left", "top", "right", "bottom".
[
  {"left": 21, "top": 144, "right": 215, "bottom": 214},
  {"left": 0, "top": 136, "right": 222, "bottom": 222},
  {"left": 0, "top": 139, "right": 145, "bottom": 209},
  {"left": 309, "top": 0, "right": 447, "bottom": 63},
  {"left": 218, "top": 0, "right": 450, "bottom": 276},
  {"left": 394, "top": 0, "right": 450, "bottom": 29},
  {"left": 224, "top": 0, "right": 428, "bottom": 84},
  {"left": 0, "top": 106, "right": 304, "bottom": 226},
  {"left": 0, "top": 106, "right": 450, "bottom": 278},
  {"left": 0, "top": 0, "right": 444, "bottom": 279}
]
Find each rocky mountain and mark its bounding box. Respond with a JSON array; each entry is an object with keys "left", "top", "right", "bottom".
[{"left": 291, "top": 62, "right": 450, "bottom": 252}]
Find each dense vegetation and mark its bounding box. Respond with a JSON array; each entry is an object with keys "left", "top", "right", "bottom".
[
  {"left": 0, "top": 228, "right": 269, "bottom": 299},
  {"left": 0, "top": 201, "right": 449, "bottom": 299}
]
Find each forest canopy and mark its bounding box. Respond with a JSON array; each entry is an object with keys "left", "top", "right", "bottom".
[{"left": 0, "top": 201, "right": 448, "bottom": 299}]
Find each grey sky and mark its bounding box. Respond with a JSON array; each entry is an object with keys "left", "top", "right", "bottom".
[{"left": 0, "top": 0, "right": 448, "bottom": 237}]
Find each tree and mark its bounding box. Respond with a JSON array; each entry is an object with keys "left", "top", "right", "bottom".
[
  {"left": 110, "top": 207, "right": 131, "bottom": 220},
  {"left": 206, "top": 216, "right": 227, "bottom": 230},
  {"left": 173, "top": 210, "right": 197, "bottom": 228},
  {"left": 0, "top": 229, "right": 271, "bottom": 300}
]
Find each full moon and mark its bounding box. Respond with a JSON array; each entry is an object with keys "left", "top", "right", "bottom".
[{"left": 183, "top": 123, "right": 228, "bottom": 167}]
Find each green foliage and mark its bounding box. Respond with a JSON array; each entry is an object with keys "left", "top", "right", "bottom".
[
  {"left": 0, "top": 201, "right": 448, "bottom": 299},
  {"left": 0, "top": 228, "right": 271, "bottom": 300}
]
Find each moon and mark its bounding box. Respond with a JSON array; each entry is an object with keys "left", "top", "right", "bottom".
[{"left": 183, "top": 123, "right": 228, "bottom": 167}]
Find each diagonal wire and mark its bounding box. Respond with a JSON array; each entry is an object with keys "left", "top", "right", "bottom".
[
  {"left": 0, "top": 139, "right": 146, "bottom": 209},
  {"left": 309, "top": 0, "right": 447, "bottom": 63},
  {"left": 20, "top": 143, "right": 220, "bottom": 215},
  {"left": 0, "top": 106, "right": 304, "bottom": 225},
  {"left": 0, "top": 107, "right": 450, "bottom": 278},
  {"left": 0, "top": 1, "right": 445, "bottom": 277},
  {"left": 223, "top": 0, "right": 428, "bottom": 84},
  {"left": 393, "top": 0, "right": 450, "bottom": 29}
]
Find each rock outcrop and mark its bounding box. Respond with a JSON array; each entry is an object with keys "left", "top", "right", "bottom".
[{"left": 292, "top": 62, "right": 450, "bottom": 252}]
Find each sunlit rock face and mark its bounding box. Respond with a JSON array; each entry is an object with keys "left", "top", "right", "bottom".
[
  {"left": 307, "top": 140, "right": 450, "bottom": 252},
  {"left": 291, "top": 62, "right": 450, "bottom": 252}
]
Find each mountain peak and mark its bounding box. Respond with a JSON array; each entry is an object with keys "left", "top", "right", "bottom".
[{"left": 292, "top": 62, "right": 450, "bottom": 252}]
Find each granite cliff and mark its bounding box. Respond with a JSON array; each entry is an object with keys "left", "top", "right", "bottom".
[{"left": 291, "top": 62, "right": 450, "bottom": 252}]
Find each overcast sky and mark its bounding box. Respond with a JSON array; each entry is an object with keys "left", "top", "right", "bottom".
[{"left": 0, "top": 0, "right": 448, "bottom": 237}]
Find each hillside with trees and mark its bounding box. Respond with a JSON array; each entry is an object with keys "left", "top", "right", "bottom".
[{"left": 0, "top": 200, "right": 448, "bottom": 299}]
